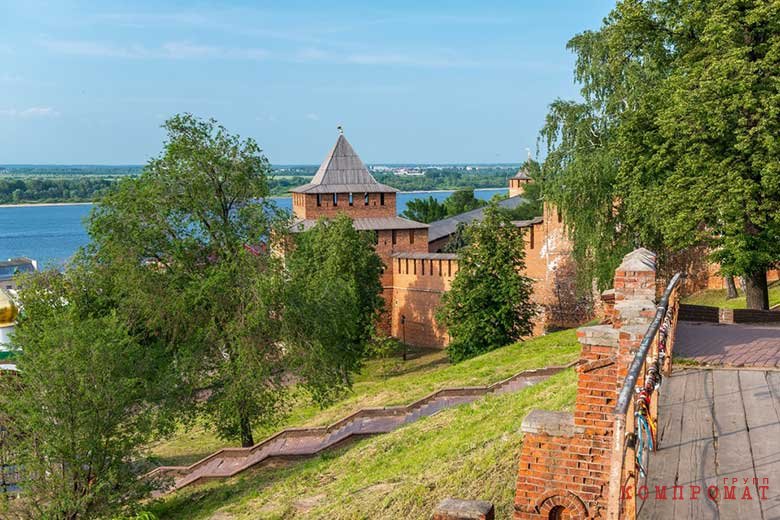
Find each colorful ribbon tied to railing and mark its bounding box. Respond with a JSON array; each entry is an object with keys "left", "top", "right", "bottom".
[{"left": 634, "top": 305, "right": 673, "bottom": 477}]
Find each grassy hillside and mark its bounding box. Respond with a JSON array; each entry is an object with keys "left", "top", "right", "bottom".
[
  {"left": 150, "top": 369, "right": 578, "bottom": 520},
  {"left": 683, "top": 280, "right": 780, "bottom": 309},
  {"left": 149, "top": 329, "right": 580, "bottom": 467}
]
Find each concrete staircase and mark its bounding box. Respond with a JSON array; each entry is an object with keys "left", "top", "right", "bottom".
[{"left": 146, "top": 362, "right": 575, "bottom": 494}]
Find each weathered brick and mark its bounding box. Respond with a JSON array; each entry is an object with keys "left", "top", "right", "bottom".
[{"left": 513, "top": 248, "right": 659, "bottom": 520}]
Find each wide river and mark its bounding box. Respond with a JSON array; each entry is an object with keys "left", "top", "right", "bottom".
[{"left": 0, "top": 188, "right": 507, "bottom": 267}]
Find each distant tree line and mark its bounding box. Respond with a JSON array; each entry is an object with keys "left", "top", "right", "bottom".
[
  {"left": 0, "top": 177, "right": 116, "bottom": 203},
  {"left": 0, "top": 166, "right": 515, "bottom": 202},
  {"left": 401, "top": 161, "right": 543, "bottom": 226},
  {"left": 267, "top": 168, "right": 514, "bottom": 195},
  {"left": 0, "top": 165, "right": 141, "bottom": 176}
]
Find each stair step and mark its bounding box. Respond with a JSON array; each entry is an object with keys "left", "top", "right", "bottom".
[{"left": 149, "top": 364, "right": 568, "bottom": 493}]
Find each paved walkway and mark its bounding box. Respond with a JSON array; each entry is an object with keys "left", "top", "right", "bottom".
[
  {"left": 638, "top": 368, "right": 780, "bottom": 520},
  {"left": 676, "top": 321, "right": 780, "bottom": 368}
]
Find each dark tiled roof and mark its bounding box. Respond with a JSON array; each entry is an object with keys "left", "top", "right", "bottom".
[
  {"left": 291, "top": 216, "right": 428, "bottom": 232},
  {"left": 0, "top": 257, "right": 36, "bottom": 280},
  {"left": 391, "top": 252, "right": 458, "bottom": 260},
  {"left": 291, "top": 134, "right": 397, "bottom": 194},
  {"left": 511, "top": 216, "right": 544, "bottom": 228},
  {"left": 513, "top": 167, "right": 531, "bottom": 180},
  {"left": 427, "top": 196, "right": 529, "bottom": 243}
]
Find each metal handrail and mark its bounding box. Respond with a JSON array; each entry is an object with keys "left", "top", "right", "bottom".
[
  {"left": 606, "top": 271, "right": 682, "bottom": 520},
  {"left": 613, "top": 272, "right": 682, "bottom": 416}
]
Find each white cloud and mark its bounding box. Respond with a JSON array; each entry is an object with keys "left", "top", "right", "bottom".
[
  {"left": 39, "top": 39, "right": 146, "bottom": 58},
  {"left": 0, "top": 73, "right": 24, "bottom": 83},
  {"left": 294, "top": 46, "right": 474, "bottom": 68},
  {"left": 0, "top": 107, "right": 60, "bottom": 118},
  {"left": 296, "top": 47, "right": 329, "bottom": 62},
  {"left": 161, "top": 41, "right": 269, "bottom": 60},
  {"left": 39, "top": 39, "right": 268, "bottom": 61}
]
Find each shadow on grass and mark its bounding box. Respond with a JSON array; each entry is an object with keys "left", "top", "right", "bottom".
[
  {"left": 151, "top": 450, "right": 222, "bottom": 468},
  {"left": 149, "top": 445, "right": 351, "bottom": 520},
  {"left": 382, "top": 354, "right": 450, "bottom": 378}
]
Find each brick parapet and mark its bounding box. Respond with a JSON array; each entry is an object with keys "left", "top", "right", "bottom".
[
  {"left": 293, "top": 191, "right": 397, "bottom": 220},
  {"left": 514, "top": 248, "right": 657, "bottom": 520}
]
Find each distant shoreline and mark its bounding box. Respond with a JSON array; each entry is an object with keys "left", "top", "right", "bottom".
[
  {"left": 0, "top": 202, "right": 95, "bottom": 208},
  {"left": 0, "top": 187, "right": 508, "bottom": 208},
  {"left": 397, "top": 187, "right": 506, "bottom": 194}
]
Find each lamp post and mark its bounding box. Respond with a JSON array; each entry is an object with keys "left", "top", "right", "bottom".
[{"left": 401, "top": 314, "right": 407, "bottom": 361}]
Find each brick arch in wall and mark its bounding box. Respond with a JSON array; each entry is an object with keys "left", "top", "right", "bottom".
[{"left": 534, "top": 489, "right": 588, "bottom": 519}]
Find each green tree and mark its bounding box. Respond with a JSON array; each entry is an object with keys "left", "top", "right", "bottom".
[
  {"left": 540, "top": 0, "right": 780, "bottom": 309},
  {"left": 0, "top": 265, "right": 161, "bottom": 520},
  {"left": 443, "top": 188, "right": 486, "bottom": 216},
  {"left": 88, "top": 114, "right": 287, "bottom": 447},
  {"left": 400, "top": 196, "right": 448, "bottom": 223},
  {"left": 87, "top": 114, "right": 381, "bottom": 449},
  {"left": 442, "top": 222, "right": 469, "bottom": 253},
  {"left": 285, "top": 215, "right": 385, "bottom": 401},
  {"left": 437, "top": 206, "right": 536, "bottom": 362}
]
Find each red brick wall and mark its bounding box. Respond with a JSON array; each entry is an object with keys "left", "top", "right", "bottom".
[
  {"left": 509, "top": 178, "right": 531, "bottom": 198},
  {"left": 516, "top": 435, "right": 611, "bottom": 519},
  {"left": 426, "top": 202, "right": 588, "bottom": 336},
  {"left": 293, "top": 192, "right": 397, "bottom": 220},
  {"left": 428, "top": 235, "right": 451, "bottom": 253},
  {"left": 524, "top": 204, "right": 591, "bottom": 333},
  {"left": 390, "top": 256, "right": 459, "bottom": 348},
  {"left": 376, "top": 228, "right": 430, "bottom": 333},
  {"left": 514, "top": 249, "right": 658, "bottom": 520}
]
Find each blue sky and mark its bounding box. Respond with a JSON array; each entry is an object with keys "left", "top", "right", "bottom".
[{"left": 0, "top": 1, "right": 614, "bottom": 165}]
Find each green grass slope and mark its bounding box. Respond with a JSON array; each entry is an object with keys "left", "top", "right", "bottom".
[
  {"left": 683, "top": 280, "right": 780, "bottom": 309},
  {"left": 150, "top": 369, "right": 578, "bottom": 520},
  {"left": 150, "top": 329, "right": 580, "bottom": 467}
]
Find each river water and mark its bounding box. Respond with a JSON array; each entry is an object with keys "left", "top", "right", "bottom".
[{"left": 0, "top": 188, "right": 507, "bottom": 267}]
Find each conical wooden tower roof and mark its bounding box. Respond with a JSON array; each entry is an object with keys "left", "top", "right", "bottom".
[{"left": 291, "top": 133, "right": 397, "bottom": 194}]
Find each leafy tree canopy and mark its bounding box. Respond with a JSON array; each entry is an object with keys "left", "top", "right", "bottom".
[
  {"left": 401, "top": 188, "right": 487, "bottom": 224},
  {"left": 540, "top": 0, "right": 780, "bottom": 308},
  {"left": 437, "top": 205, "right": 536, "bottom": 362},
  {"left": 400, "top": 196, "right": 448, "bottom": 223},
  {"left": 285, "top": 214, "right": 385, "bottom": 402},
  {"left": 1, "top": 261, "right": 163, "bottom": 520},
  {"left": 443, "top": 188, "right": 487, "bottom": 216},
  {"left": 87, "top": 114, "right": 382, "bottom": 448}
]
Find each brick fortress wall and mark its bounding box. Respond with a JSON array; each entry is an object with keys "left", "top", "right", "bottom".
[
  {"left": 514, "top": 248, "right": 659, "bottom": 520},
  {"left": 292, "top": 191, "right": 396, "bottom": 220},
  {"left": 390, "top": 253, "right": 459, "bottom": 348}
]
